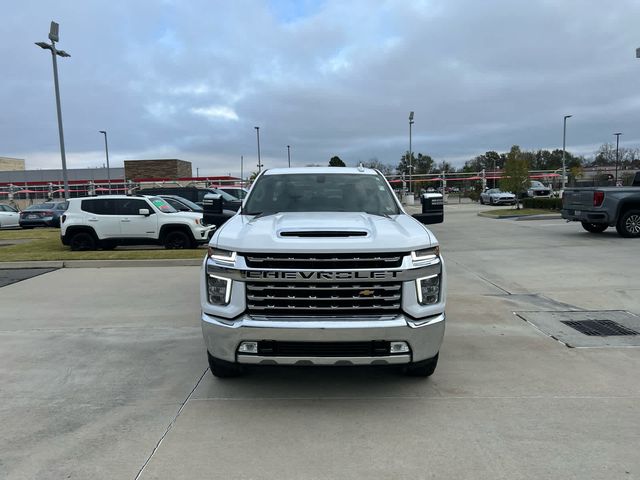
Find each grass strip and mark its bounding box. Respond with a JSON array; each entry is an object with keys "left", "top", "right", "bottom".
[{"left": 0, "top": 228, "right": 206, "bottom": 261}]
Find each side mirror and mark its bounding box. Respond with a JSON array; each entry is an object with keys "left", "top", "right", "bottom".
[
  {"left": 413, "top": 193, "right": 444, "bottom": 224},
  {"left": 139, "top": 208, "right": 150, "bottom": 216},
  {"left": 202, "top": 193, "right": 223, "bottom": 214}
]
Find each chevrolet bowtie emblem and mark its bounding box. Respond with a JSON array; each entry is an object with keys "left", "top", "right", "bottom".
[{"left": 359, "top": 289, "right": 374, "bottom": 296}]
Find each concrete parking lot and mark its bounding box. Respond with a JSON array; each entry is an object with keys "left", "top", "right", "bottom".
[{"left": 1, "top": 203, "right": 639, "bottom": 480}]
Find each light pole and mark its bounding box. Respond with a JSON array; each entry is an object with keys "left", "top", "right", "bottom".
[
  {"left": 287, "top": 145, "right": 291, "bottom": 167},
  {"left": 562, "top": 114, "right": 572, "bottom": 190},
  {"left": 614, "top": 132, "right": 622, "bottom": 185},
  {"left": 36, "top": 21, "right": 71, "bottom": 200},
  {"left": 408, "top": 111, "right": 414, "bottom": 195},
  {"left": 240, "top": 155, "right": 243, "bottom": 187},
  {"left": 255, "top": 126, "right": 263, "bottom": 172},
  {"left": 98, "top": 130, "right": 111, "bottom": 193}
]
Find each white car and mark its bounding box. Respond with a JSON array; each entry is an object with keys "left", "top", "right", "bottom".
[
  {"left": 60, "top": 195, "right": 214, "bottom": 250},
  {"left": 0, "top": 204, "right": 20, "bottom": 228},
  {"left": 480, "top": 188, "right": 517, "bottom": 205}
]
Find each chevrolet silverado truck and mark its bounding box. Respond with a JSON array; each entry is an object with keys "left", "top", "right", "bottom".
[
  {"left": 200, "top": 167, "right": 446, "bottom": 378},
  {"left": 561, "top": 172, "right": 640, "bottom": 237}
]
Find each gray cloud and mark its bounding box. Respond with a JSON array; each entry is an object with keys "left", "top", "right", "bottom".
[{"left": 2, "top": 0, "right": 640, "bottom": 176}]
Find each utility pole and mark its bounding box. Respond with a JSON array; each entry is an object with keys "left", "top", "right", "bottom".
[
  {"left": 255, "top": 127, "right": 263, "bottom": 173},
  {"left": 614, "top": 132, "right": 622, "bottom": 185},
  {"left": 98, "top": 131, "right": 111, "bottom": 193},
  {"left": 562, "top": 115, "right": 572, "bottom": 190},
  {"left": 408, "top": 111, "right": 414, "bottom": 195},
  {"left": 287, "top": 145, "right": 291, "bottom": 167}
]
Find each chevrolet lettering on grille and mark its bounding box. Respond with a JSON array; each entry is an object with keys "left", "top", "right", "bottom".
[{"left": 242, "top": 271, "right": 399, "bottom": 281}]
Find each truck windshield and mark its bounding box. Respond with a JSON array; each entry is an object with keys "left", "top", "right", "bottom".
[{"left": 243, "top": 173, "right": 400, "bottom": 216}]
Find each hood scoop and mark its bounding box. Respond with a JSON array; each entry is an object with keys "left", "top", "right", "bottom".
[{"left": 279, "top": 230, "right": 368, "bottom": 238}]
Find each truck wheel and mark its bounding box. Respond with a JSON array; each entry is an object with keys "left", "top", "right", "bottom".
[
  {"left": 207, "top": 352, "right": 243, "bottom": 378},
  {"left": 581, "top": 222, "right": 608, "bottom": 233},
  {"left": 404, "top": 353, "right": 438, "bottom": 377},
  {"left": 69, "top": 232, "right": 96, "bottom": 251},
  {"left": 616, "top": 209, "right": 640, "bottom": 238},
  {"left": 163, "top": 230, "right": 191, "bottom": 249}
]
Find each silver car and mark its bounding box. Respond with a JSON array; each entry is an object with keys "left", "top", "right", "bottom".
[{"left": 480, "top": 188, "right": 517, "bottom": 205}]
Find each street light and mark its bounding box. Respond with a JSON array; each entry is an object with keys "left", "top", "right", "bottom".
[
  {"left": 255, "top": 126, "right": 263, "bottom": 172},
  {"left": 287, "top": 145, "right": 291, "bottom": 168},
  {"left": 240, "top": 155, "right": 244, "bottom": 187},
  {"left": 408, "top": 111, "right": 414, "bottom": 195},
  {"left": 562, "top": 114, "right": 572, "bottom": 190},
  {"left": 614, "top": 132, "right": 622, "bottom": 185},
  {"left": 36, "top": 21, "right": 71, "bottom": 200},
  {"left": 98, "top": 130, "right": 111, "bottom": 193}
]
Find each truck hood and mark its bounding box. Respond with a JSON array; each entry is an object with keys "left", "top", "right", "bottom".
[{"left": 213, "top": 212, "right": 436, "bottom": 253}]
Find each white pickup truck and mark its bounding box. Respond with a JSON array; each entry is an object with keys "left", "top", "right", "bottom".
[{"left": 200, "top": 167, "right": 446, "bottom": 377}]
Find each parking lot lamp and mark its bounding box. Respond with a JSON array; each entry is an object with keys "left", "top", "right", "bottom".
[
  {"left": 255, "top": 127, "right": 263, "bottom": 173},
  {"left": 562, "top": 115, "right": 572, "bottom": 190},
  {"left": 98, "top": 130, "right": 111, "bottom": 193},
  {"left": 36, "top": 21, "right": 71, "bottom": 200},
  {"left": 408, "top": 111, "right": 414, "bottom": 195},
  {"left": 614, "top": 132, "right": 622, "bottom": 184},
  {"left": 287, "top": 145, "right": 291, "bottom": 167}
]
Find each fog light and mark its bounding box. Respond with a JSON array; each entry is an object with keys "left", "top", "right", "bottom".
[
  {"left": 390, "top": 341, "right": 410, "bottom": 354},
  {"left": 207, "top": 275, "right": 232, "bottom": 305},
  {"left": 416, "top": 274, "right": 440, "bottom": 305},
  {"left": 238, "top": 341, "right": 258, "bottom": 354}
]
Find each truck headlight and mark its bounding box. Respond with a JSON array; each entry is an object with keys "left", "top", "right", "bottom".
[
  {"left": 208, "top": 247, "right": 237, "bottom": 264},
  {"left": 411, "top": 246, "right": 440, "bottom": 262},
  {"left": 416, "top": 274, "right": 440, "bottom": 305},
  {"left": 207, "top": 275, "right": 232, "bottom": 305}
]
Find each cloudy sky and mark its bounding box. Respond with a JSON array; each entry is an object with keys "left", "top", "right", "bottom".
[{"left": 2, "top": 0, "right": 640, "bottom": 176}]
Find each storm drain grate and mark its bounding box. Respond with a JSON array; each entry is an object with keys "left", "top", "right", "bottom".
[{"left": 561, "top": 320, "right": 639, "bottom": 337}]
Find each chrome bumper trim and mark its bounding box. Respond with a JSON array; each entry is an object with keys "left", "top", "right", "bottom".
[{"left": 237, "top": 354, "right": 411, "bottom": 366}]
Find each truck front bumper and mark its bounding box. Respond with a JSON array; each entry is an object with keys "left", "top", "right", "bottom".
[{"left": 201, "top": 312, "right": 445, "bottom": 365}]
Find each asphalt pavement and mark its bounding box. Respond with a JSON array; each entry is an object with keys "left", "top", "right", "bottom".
[{"left": 1, "top": 203, "right": 638, "bottom": 480}]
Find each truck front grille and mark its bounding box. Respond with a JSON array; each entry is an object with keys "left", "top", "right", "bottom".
[
  {"left": 246, "top": 282, "right": 402, "bottom": 316},
  {"left": 244, "top": 252, "right": 405, "bottom": 270}
]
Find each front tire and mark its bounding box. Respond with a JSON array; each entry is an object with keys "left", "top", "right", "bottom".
[
  {"left": 581, "top": 222, "right": 608, "bottom": 233},
  {"left": 69, "top": 231, "right": 97, "bottom": 251},
  {"left": 616, "top": 209, "right": 640, "bottom": 238},
  {"left": 163, "top": 230, "right": 192, "bottom": 249},
  {"left": 404, "top": 353, "right": 438, "bottom": 377},
  {"left": 207, "top": 352, "right": 243, "bottom": 378}
]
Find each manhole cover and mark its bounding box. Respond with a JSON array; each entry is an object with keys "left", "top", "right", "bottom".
[
  {"left": 561, "top": 320, "right": 639, "bottom": 337},
  {"left": 516, "top": 310, "right": 640, "bottom": 348}
]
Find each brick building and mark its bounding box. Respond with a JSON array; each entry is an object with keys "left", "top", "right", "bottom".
[{"left": 124, "top": 159, "right": 192, "bottom": 180}]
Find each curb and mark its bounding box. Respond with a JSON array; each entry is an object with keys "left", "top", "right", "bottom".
[
  {"left": 0, "top": 258, "right": 204, "bottom": 269},
  {"left": 477, "top": 212, "right": 561, "bottom": 220}
]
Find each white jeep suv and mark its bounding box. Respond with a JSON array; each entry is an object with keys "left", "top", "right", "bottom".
[{"left": 61, "top": 195, "right": 214, "bottom": 250}]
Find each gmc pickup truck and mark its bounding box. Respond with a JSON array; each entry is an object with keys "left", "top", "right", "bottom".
[
  {"left": 561, "top": 172, "right": 640, "bottom": 237},
  {"left": 200, "top": 167, "right": 446, "bottom": 378}
]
